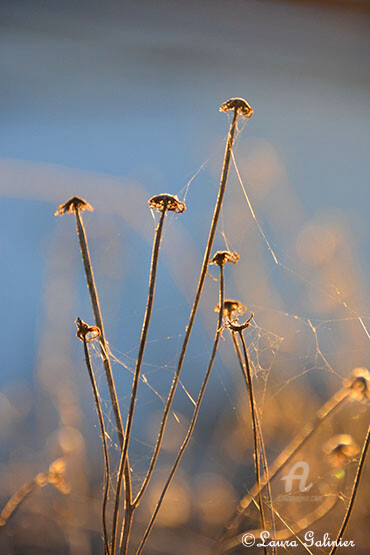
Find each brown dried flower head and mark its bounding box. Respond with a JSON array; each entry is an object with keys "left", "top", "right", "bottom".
[
  {"left": 226, "top": 312, "right": 254, "bottom": 333},
  {"left": 219, "top": 98, "right": 254, "bottom": 119},
  {"left": 148, "top": 194, "right": 186, "bottom": 214},
  {"left": 323, "top": 435, "right": 360, "bottom": 468},
  {"left": 48, "top": 458, "right": 70, "bottom": 494},
  {"left": 214, "top": 299, "right": 246, "bottom": 319},
  {"left": 55, "top": 196, "right": 93, "bottom": 216},
  {"left": 210, "top": 250, "right": 240, "bottom": 267},
  {"left": 75, "top": 317, "right": 101, "bottom": 343},
  {"left": 344, "top": 367, "right": 370, "bottom": 402}
]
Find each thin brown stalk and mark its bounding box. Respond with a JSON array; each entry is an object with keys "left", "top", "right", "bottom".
[
  {"left": 111, "top": 207, "right": 167, "bottom": 555},
  {"left": 71, "top": 202, "right": 133, "bottom": 544},
  {"left": 219, "top": 385, "right": 349, "bottom": 546},
  {"left": 136, "top": 262, "right": 225, "bottom": 555},
  {"left": 0, "top": 479, "right": 38, "bottom": 526},
  {"left": 328, "top": 425, "right": 370, "bottom": 555},
  {"left": 231, "top": 331, "right": 276, "bottom": 553},
  {"left": 0, "top": 459, "right": 68, "bottom": 527},
  {"left": 236, "top": 329, "right": 267, "bottom": 553},
  {"left": 79, "top": 326, "right": 111, "bottom": 555},
  {"left": 74, "top": 208, "right": 125, "bottom": 446},
  {"left": 133, "top": 99, "right": 251, "bottom": 509}
]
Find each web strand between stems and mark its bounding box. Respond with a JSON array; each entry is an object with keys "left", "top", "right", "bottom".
[
  {"left": 136, "top": 263, "right": 226, "bottom": 554},
  {"left": 73, "top": 208, "right": 132, "bottom": 545},
  {"left": 133, "top": 107, "right": 241, "bottom": 509},
  {"left": 218, "top": 386, "right": 349, "bottom": 546},
  {"left": 112, "top": 207, "right": 167, "bottom": 555}
]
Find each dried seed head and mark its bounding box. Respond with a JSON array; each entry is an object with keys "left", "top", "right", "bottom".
[
  {"left": 75, "top": 317, "right": 101, "bottom": 343},
  {"left": 323, "top": 435, "right": 360, "bottom": 468},
  {"left": 48, "top": 458, "right": 70, "bottom": 494},
  {"left": 210, "top": 251, "right": 240, "bottom": 267},
  {"left": 220, "top": 98, "right": 254, "bottom": 119},
  {"left": 344, "top": 367, "right": 370, "bottom": 402},
  {"left": 214, "top": 299, "right": 246, "bottom": 319},
  {"left": 148, "top": 194, "right": 186, "bottom": 214},
  {"left": 226, "top": 312, "right": 254, "bottom": 333},
  {"left": 55, "top": 196, "right": 93, "bottom": 216}
]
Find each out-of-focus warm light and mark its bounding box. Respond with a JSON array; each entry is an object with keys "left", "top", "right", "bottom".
[
  {"left": 194, "top": 473, "right": 236, "bottom": 525},
  {"left": 296, "top": 222, "right": 338, "bottom": 266},
  {"left": 146, "top": 477, "right": 191, "bottom": 527}
]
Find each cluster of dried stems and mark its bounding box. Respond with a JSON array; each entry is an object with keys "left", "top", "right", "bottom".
[{"left": 1, "top": 98, "right": 369, "bottom": 554}]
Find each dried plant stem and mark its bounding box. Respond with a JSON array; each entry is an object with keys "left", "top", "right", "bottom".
[
  {"left": 0, "top": 478, "right": 38, "bottom": 526},
  {"left": 74, "top": 209, "right": 132, "bottom": 542},
  {"left": 134, "top": 106, "right": 240, "bottom": 508},
  {"left": 236, "top": 329, "right": 267, "bottom": 553},
  {"left": 219, "top": 386, "right": 349, "bottom": 545},
  {"left": 0, "top": 459, "right": 66, "bottom": 527},
  {"left": 74, "top": 210, "right": 124, "bottom": 445},
  {"left": 328, "top": 425, "right": 370, "bottom": 555},
  {"left": 136, "top": 264, "right": 225, "bottom": 555},
  {"left": 111, "top": 208, "right": 167, "bottom": 555},
  {"left": 231, "top": 332, "right": 276, "bottom": 552},
  {"left": 81, "top": 335, "right": 111, "bottom": 555}
]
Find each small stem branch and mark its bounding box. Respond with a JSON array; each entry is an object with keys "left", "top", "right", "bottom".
[
  {"left": 134, "top": 107, "right": 240, "bottom": 507},
  {"left": 82, "top": 337, "right": 111, "bottom": 555},
  {"left": 237, "top": 330, "right": 267, "bottom": 551},
  {"left": 328, "top": 425, "right": 370, "bottom": 555},
  {"left": 0, "top": 479, "right": 38, "bottom": 526},
  {"left": 136, "top": 264, "right": 225, "bottom": 554},
  {"left": 231, "top": 332, "right": 276, "bottom": 553},
  {"left": 111, "top": 208, "right": 167, "bottom": 555}
]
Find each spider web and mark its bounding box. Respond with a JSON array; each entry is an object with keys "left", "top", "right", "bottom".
[{"left": 83, "top": 120, "right": 369, "bottom": 548}]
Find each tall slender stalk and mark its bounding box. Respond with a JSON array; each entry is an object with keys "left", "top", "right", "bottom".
[
  {"left": 136, "top": 256, "right": 226, "bottom": 554},
  {"left": 112, "top": 194, "right": 184, "bottom": 555},
  {"left": 133, "top": 98, "right": 253, "bottom": 510},
  {"left": 55, "top": 197, "right": 132, "bottom": 538},
  {"left": 231, "top": 331, "right": 276, "bottom": 553},
  {"left": 75, "top": 317, "right": 111, "bottom": 555},
  {"left": 329, "top": 425, "right": 370, "bottom": 555},
  {"left": 231, "top": 322, "right": 267, "bottom": 553}
]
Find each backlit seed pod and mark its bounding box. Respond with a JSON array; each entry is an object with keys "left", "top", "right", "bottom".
[
  {"left": 219, "top": 98, "right": 254, "bottom": 119},
  {"left": 344, "top": 368, "right": 370, "bottom": 402},
  {"left": 210, "top": 250, "right": 240, "bottom": 267},
  {"left": 323, "top": 435, "right": 360, "bottom": 468},
  {"left": 214, "top": 299, "right": 246, "bottom": 319},
  {"left": 55, "top": 196, "right": 93, "bottom": 216},
  {"left": 148, "top": 194, "right": 186, "bottom": 214},
  {"left": 75, "top": 317, "right": 101, "bottom": 343}
]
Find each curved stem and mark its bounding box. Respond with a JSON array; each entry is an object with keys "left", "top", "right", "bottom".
[
  {"left": 111, "top": 208, "right": 167, "bottom": 555},
  {"left": 74, "top": 209, "right": 132, "bottom": 545},
  {"left": 237, "top": 330, "right": 267, "bottom": 553},
  {"left": 231, "top": 332, "right": 276, "bottom": 553},
  {"left": 134, "top": 108, "right": 240, "bottom": 508},
  {"left": 329, "top": 425, "right": 370, "bottom": 555},
  {"left": 82, "top": 337, "right": 111, "bottom": 555},
  {"left": 136, "top": 264, "right": 225, "bottom": 554}
]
